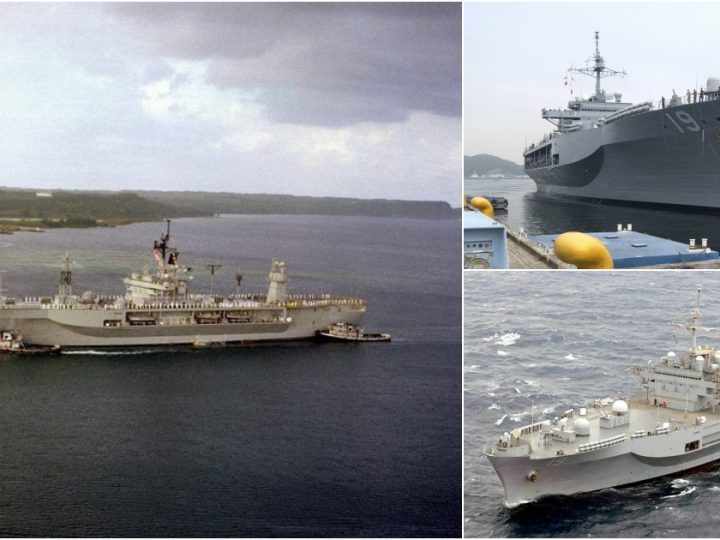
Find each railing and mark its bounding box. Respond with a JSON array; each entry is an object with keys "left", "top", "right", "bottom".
[
  {"left": 0, "top": 293, "right": 366, "bottom": 311},
  {"left": 655, "top": 89, "right": 720, "bottom": 109}
]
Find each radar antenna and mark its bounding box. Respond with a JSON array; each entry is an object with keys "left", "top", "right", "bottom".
[
  {"left": 569, "top": 31, "right": 626, "bottom": 102},
  {"left": 153, "top": 219, "right": 173, "bottom": 265}
]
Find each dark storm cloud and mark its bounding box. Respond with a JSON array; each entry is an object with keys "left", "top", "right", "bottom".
[{"left": 109, "top": 3, "right": 460, "bottom": 126}]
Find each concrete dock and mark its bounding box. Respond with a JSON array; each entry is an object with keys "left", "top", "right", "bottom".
[{"left": 506, "top": 227, "right": 573, "bottom": 269}]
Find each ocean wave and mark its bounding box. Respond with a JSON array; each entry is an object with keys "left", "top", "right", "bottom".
[
  {"left": 671, "top": 478, "right": 690, "bottom": 488},
  {"left": 488, "top": 403, "right": 500, "bottom": 410},
  {"left": 662, "top": 486, "right": 696, "bottom": 499},
  {"left": 483, "top": 332, "right": 521, "bottom": 347},
  {"left": 564, "top": 353, "right": 578, "bottom": 361},
  {"left": 497, "top": 350, "right": 509, "bottom": 356},
  {"left": 495, "top": 414, "right": 508, "bottom": 426}
]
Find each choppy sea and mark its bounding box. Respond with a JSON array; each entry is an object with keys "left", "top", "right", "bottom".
[
  {"left": 0, "top": 215, "right": 461, "bottom": 537},
  {"left": 465, "top": 271, "right": 720, "bottom": 537}
]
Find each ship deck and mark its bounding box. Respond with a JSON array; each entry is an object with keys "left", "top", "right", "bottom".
[
  {"left": 512, "top": 395, "right": 720, "bottom": 459},
  {"left": 531, "top": 231, "right": 720, "bottom": 269}
]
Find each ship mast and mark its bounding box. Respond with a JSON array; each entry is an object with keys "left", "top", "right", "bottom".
[
  {"left": 58, "top": 252, "right": 73, "bottom": 302},
  {"left": 689, "top": 284, "right": 702, "bottom": 354},
  {"left": 569, "top": 31, "right": 626, "bottom": 102}
]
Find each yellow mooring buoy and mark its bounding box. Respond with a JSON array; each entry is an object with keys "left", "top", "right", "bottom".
[
  {"left": 469, "top": 196, "right": 494, "bottom": 218},
  {"left": 553, "top": 232, "right": 614, "bottom": 269}
]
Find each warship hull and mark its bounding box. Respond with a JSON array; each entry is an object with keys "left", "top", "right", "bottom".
[
  {"left": 486, "top": 417, "right": 720, "bottom": 507},
  {"left": 0, "top": 304, "right": 366, "bottom": 348},
  {"left": 526, "top": 100, "right": 720, "bottom": 208}
]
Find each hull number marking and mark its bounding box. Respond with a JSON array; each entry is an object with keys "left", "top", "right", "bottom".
[{"left": 665, "top": 111, "right": 701, "bottom": 133}]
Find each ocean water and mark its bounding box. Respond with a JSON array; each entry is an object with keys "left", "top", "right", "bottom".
[
  {"left": 465, "top": 271, "right": 720, "bottom": 538},
  {"left": 0, "top": 215, "right": 461, "bottom": 537},
  {"left": 465, "top": 177, "right": 720, "bottom": 249}
]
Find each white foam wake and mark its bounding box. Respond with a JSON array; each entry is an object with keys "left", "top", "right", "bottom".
[
  {"left": 662, "top": 486, "right": 696, "bottom": 499},
  {"left": 61, "top": 349, "right": 162, "bottom": 356},
  {"left": 483, "top": 332, "right": 521, "bottom": 347}
]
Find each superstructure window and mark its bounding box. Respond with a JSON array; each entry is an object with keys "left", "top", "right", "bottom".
[{"left": 685, "top": 440, "right": 700, "bottom": 452}]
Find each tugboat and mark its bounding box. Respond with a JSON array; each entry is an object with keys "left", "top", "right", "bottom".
[
  {"left": 317, "top": 322, "right": 391, "bottom": 342},
  {"left": 0, "top": 331, "right": 60, "bottom": 355},
  {"left": 485, "top": 285, "right": 720, "bottom": 507}
]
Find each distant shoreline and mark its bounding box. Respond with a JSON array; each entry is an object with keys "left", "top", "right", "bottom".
[{"left": 0, "top": 188, "right": 459, "bottom": 231}]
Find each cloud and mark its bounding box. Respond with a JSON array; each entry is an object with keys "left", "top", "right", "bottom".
[
  {"left": 0, "top": 3, "right": 460, "bottom": 203},
  {"left": 109, "top": 3, "right": 461, "bottom": 127}
]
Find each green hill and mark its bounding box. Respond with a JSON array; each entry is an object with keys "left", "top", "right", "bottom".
[
  {"left": 139, "top": 191, "right": 458, "bottom": 219},
  {"left": 0, "top": 188, "right": 458, "bottom": 228},
  {"left": 0, "top": 189, "right": 208, "bottom": 226},
  {"left": 464, "top": 154, "right": 524, "bottom": 177}
]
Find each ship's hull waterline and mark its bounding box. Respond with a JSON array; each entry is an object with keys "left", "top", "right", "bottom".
[
  {"left": 486, "top": 425, "right": 720, "bottom": 507},
  {"left": 526, "top": 100, "right": 720, "bottom": 209},
  {"left": 0, "top": 304, "right": 366, "bottom": 348}
]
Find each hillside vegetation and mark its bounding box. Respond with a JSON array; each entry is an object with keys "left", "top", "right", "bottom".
[
  {"left": 0, "top": 188, "right": 457, "bottom": 228},
  {"left": 140, "top": 191, "right": 458, "bottom": 219},
  {"left": 0, "top": 190, "right": 208, "bottom": 223},
  {"left": 464, "top": 154, "right": 524, "bottom": 177}
]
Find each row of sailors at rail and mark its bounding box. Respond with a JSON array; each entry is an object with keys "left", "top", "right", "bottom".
[{"left": 659, "top": 88, "right": 720, "bottom": 108}]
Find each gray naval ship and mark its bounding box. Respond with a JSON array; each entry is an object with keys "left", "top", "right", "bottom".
[
  {"left": 524, "top": 32, "right": 720, "bottom": 209},
  {"left": 0, "top": 221, "right": 366, "bottom": 348},
  {"left": 485, "top": 285, "right": 720, "bottom": 506}
]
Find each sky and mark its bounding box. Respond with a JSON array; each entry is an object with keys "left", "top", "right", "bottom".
[
  {"left": 0, "top": 3, "right": 461, "bottom": 203},
  {"left": 464, "top": 2, "right": 720, "bottom": 164}
]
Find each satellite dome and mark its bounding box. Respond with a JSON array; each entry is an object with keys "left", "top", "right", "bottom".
[
  {"left": 612, "top": 399, "right": 628, "bottom": 414},
  {"left": 574, "top": 417, "right": 590, "bottom": 436},
  {"left": 541, "top": 420, "right": 552, "bottom": 433},
  {"left": 668, "top": 351, "right": 676, "bottom": 357}
]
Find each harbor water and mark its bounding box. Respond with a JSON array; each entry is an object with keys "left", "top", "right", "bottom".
[
  {"left": 465, "top": 177, "right": 720, "bottom": 249},
  {"left": 465, "top": 272, "right": 720, "bottom": 537},
  {"left": 0, "top": 215, "right": 461, "bottom": 537}
]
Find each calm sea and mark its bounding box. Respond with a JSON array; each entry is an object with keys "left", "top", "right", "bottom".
[
  {"left": 465, "top": 271, "right": 720, "bottom": 537},
  {"left": 0, "top": 215, "right": 461, "bottom": 537},
  {"left": 465, "top": 177, "right": 720, "bottom": 248}
]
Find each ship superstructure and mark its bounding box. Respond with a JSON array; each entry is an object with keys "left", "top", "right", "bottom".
[
  {"left": 524, "top": 32, "right": 720, "bottom": 208},
  {"left": 485, "top": 285, "right": 720, "bottom": 506},
  {"left": 0, "top": 221, "right": 366, "bottom": 348}
]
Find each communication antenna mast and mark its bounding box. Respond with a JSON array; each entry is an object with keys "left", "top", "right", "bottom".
[
  {"left": 206, "top": 263, "right": 222, "bottom": 294},
  {"left": 59, "top": 252, "right": 73, "bottom": 301},
  {"left": 569, "top": 31, "right": 626, "bottom": 101},
  {"left": 235, "top": 273, "right": 243, "bottom": 294}
]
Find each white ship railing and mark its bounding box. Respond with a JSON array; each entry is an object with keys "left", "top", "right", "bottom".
[{"left": 1, "top": 294, "right": 366, "bottom": 310}]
